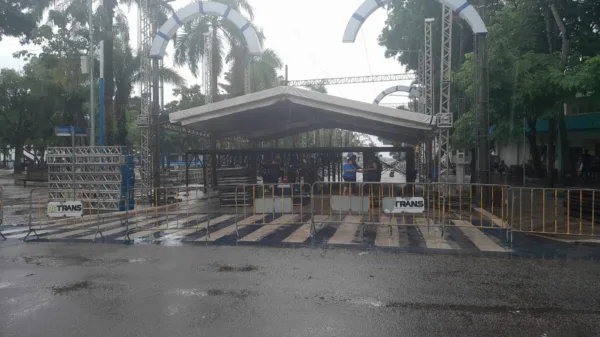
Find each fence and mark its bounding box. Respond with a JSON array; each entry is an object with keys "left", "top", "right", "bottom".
[
  {"left": 1, "top": 180, "right": 599, "bottom": 243},
  {"left": 509, "top": 187, "right": 599, "bottom": 238},
  {"left": 308, "top": 181, "right": 510, "bottom": 239},
  {"left": 233, "top": 183, "right": 312, "bottom": 240}
]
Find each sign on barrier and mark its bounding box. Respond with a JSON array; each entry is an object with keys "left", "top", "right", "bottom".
[
  {"left": 47, "top": 201, "right": 83, "bottom": 218},
  {"left": 383, "top": 197, "right": 425, "bottom": 214}
]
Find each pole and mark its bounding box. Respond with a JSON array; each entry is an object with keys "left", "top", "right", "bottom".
[
  {"left": 99, "top": 8, "right": 105, "bottom": 147},
  {"left": 152, "top": 58, "right": 161, "bottom": 199},
  {"left": 71, "top": 126, "right": 76, "bottom": 200},
  {"left": 88, "top": 0, "right": 95, "bottom": 146}
]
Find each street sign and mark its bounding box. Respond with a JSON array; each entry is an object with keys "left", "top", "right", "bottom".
[
  {"left": 54, "top": 126, "right": 88, "bottom": 137},
  {"left": 47, "top": 201, "right": 83, "bottom": 218},
  {"left": 383, "top": 197, "right": 425, "bottom": 214}
]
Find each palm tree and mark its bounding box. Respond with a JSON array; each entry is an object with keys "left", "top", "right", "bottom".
[
  {"left": 220, "top": 48, "right": 284, "bottom": 96},
  {"left": 174, "top": 0, "right": 262, "bottom": 102}
]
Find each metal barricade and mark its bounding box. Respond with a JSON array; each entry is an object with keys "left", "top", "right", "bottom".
[
  {"left": 122, "top": 186, "right": 209, "bottom": 242},
  {"left": 234, "top": 183, "right": 311, "bottom": 239},
  {"left": 432, "top": 183, "right": 510, "bottom": 231},
  {"left": 509, "top": 187, "right": 600, "bottom": 239}
]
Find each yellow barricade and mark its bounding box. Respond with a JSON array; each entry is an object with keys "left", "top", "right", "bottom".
[
  {"left": 234, "top": 183, "right": 311, "bottom": 236},
  {"left": 121, "top": 186, "right": 209, "bottom": 242},
  {"left": 509, "top": 187, "right": 599, "bottom": 238},
  {"left": 430, "top": 183, "right": 510, "bottom": 230},
  {"left": 309, "top": 181, "right": 434, "bottom": 231}
]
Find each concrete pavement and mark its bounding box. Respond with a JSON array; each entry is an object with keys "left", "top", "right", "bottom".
[{"left": 1, "top": 241, "right": 600, "bottom": 336}]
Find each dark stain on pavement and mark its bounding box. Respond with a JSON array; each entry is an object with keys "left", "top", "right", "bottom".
[
  {"left": 51, "top": 281, "right": 91, "bottom": 295},
  {"left": 215, "top": 263, "right": 259, "bottom": 272},
  {"left": 207, "top": 288, "right": 255, "bottom": 299}
]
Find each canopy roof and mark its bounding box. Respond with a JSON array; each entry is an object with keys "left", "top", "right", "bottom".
[{"left": 169, "top": 86, "right": 433, "bottom": 143}]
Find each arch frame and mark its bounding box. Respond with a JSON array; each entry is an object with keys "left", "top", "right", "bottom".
[
  {"left": 373, "top": 85, "right": 420, "bottom": 105},
  {"left": 342, "top": 0, "right": 487, "bottom": 43},
  {"left": 150, "top": 2, "right": 262, "bottom": 59}
]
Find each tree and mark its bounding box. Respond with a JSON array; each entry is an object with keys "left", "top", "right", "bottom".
[{"left": 0, "top": 0, "right": 51, "bottom": 41}]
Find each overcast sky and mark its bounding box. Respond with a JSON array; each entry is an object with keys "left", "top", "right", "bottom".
[{"left": 0, "top": 0, "right": 413, "bottom": 108}]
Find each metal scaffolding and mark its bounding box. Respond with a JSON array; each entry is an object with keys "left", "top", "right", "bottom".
[
  {"left": 286, "top": 73, "right": 416, "bottom": 87},
  {"left": 203, "top": 31, "right": 213, "bottom": 104},
  {"left": 424, "top": 18, "right": 435, "bottom": 182},
  {"left": 437, "top": 6, "right": 453, "bottom": 185},
  {"left": 138, "top": 0, "right": 156, "bottom": 192},
  {"left": 47, "top": 147, "right": 128, "bottom": 211}
]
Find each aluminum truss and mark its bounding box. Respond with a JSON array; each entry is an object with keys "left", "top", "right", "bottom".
[
  {"left": 47, "top": 147, "right": 127, "bottom": 211},
  {"left": 138, "top": 0, "right": 156, "bottom": 192},
  {"left": 204, "top": 32, "right": 213, "bottom": 104},
  {"left": 286, "top": 73, "right": 416, "bottom": 87},
  {"left": 437, "top": 6, "right": 453, "bottom": 185},
  {"left": 424, "top": 18, "right": 435, "bottom": 182}
]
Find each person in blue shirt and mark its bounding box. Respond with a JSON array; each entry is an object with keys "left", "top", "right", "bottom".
[{"left": 343, "top": 156, "right": 361, "bottom": 196}]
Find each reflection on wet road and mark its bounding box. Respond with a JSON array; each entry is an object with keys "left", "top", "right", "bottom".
[{"left": 1, "top": 243, "right": 600, "bottom": 336}]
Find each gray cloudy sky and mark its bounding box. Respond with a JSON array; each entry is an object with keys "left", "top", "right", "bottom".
[{"left": 0, "top": 0, "right": 413, "bottom": 106}]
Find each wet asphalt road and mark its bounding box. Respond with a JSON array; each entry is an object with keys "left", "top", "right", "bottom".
[{"left": 1, "top": 242, "right": 600, "bottom": 337}]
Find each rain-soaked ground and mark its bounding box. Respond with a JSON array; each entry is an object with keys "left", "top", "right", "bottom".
[{"left": 1, "top": 242, "right": 600, "bottom": 336}]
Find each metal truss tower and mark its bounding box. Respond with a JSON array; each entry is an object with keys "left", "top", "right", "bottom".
[
  {"left": 138, "top": 0, "right": 156, "bottom": 192},
  {"left": 424, "top": 18, "right": 435, "bottom": 182},
  {"left": 203, "top": 32, "right": 213, "bottom": 104},
  {"left": 417, "top": 49, "right": 425, "bottom": 114},
  {"left": 437, "top": 6, "right": 454, "bottom": 185}
]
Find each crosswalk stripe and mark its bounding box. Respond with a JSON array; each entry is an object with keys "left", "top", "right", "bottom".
[
  {"left": 327, "top": 216, "right": 361, "bottom": 245},
  {"left": 45, "top": 218, "right": 126, "bottom": 239},
  {"left": 474, "top": 207, "right": 508, "bottom": 228},
  {"left": 158, "top": 215, "right": 234, "bottom": 241},
  {"left": 282, "top": 215, "right": 328, "bottom": 243},
  {"left": 75, "top": 215, "right": 168, "bottom": 240},
  {"left": 197, "top": 214, "right": 264, "bottom": 242},
  {"left": 6, "top": 229, "right": 57, "bottom": 239},
  {"left": 375, "top": 217, "right": 400, "bottom": 247},
  {"left": 452, "top": 220, "right": 510, "bottom": 252},
  {"left": 238, "top": 215, "right": 299, "bottom": 242},
  {"left": 414, "top": 218, "right": 454, "bottom": 249}
]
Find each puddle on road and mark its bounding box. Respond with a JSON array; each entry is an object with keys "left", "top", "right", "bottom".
[
  {"left": 347, "top": 298, "right": 384, "bottom": 307},
  {"left": 173, "top": 288, "right": 255, "bottom": 299},
  {"left": 0, "top": 282, "right": 13, "bottom": 289},
  {"left": 51, "top": 281, "right": 91, "bottom": 295},
  {"left": 173, "top": 289, "right": 208, "bottom": 298},
  {"left": 214, "top": 263, "right": 260, "bottom": 272},
  {"left": 383, "top": 301, "right": 600, "bottom": 315}
]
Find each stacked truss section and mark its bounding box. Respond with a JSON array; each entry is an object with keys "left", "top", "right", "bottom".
[{"left": 47, "top": 147, "right": 134, "bottom": 211}]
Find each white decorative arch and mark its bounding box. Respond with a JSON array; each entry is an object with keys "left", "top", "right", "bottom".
[
  {"left": 342, "top": 0, "right": 487, "bottom": 43},
  {"left": 150, "top": 2, "right": 262, "bottom": 58},
  {"left": 373, "top": 85, "right": 420, "bottom": 104}
]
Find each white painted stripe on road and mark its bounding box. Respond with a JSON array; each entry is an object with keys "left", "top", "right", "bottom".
[
  {"left": 197, "top": 214, "right": 264, "bottom": 242},
  {"left": 375, "top": 218, "right": 400, "bottom": 247},
  {"left": 474, "top": 207, "right": 508, "bottom": 228},
  {"left": 452, "top": 220, "right": 510, "bottom": 252},
  {"left": 415, "top": 218, "right": 454, "bottom": 250},
  {"left": 327, "top": 216, "right": 361, "bottom": 245},
  {"left": 282, "top": 215, "right": 328, "bottom": 243},
  {"left": 6, "top": 229, "right": 57, "bottom": 239},
  {"left": 158, "top": 215, "right": 234, "bottom": 240},
  {"left": 45, "top": 218, "right": 127, "bottom": 239},
  {"left": 238, "top": 215, "right": 299, "bottom": 242},
  {"left": 75, "top": 216, "right": 169, "bottom": 240}
]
